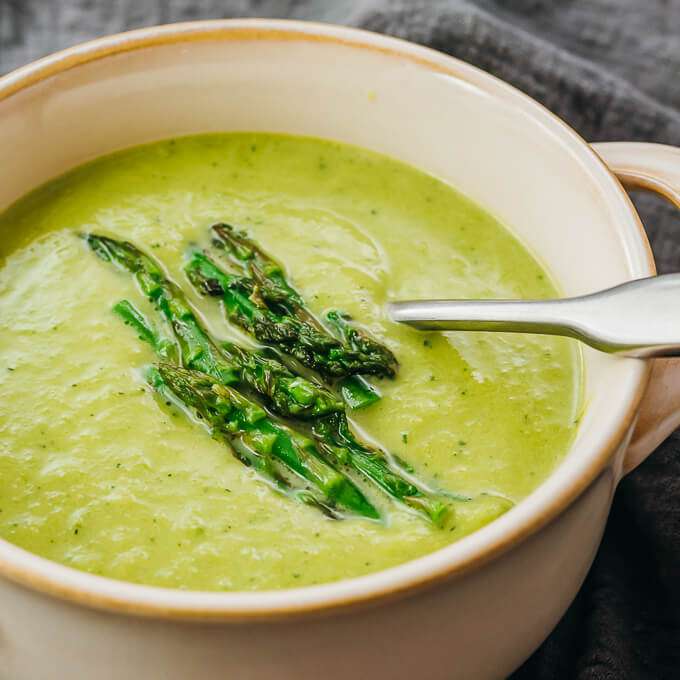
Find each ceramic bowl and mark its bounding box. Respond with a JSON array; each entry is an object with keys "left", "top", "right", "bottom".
[{"left": 1, "top": 20, "right": 679, "bottom": 680}]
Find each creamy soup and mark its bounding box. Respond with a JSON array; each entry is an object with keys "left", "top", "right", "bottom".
[{"left": 0, "top": 133, "right": 582, "bottom": 591}]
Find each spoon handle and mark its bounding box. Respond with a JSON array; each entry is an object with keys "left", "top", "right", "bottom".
[{"left": 389, "top": 273, "right": 680, "bottom": 358}]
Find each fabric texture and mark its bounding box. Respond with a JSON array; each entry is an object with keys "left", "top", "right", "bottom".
[{"left": 1, "top": 1, "right": 678, "bottom": 678}]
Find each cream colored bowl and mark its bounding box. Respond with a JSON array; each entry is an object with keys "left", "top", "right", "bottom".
[{"left": 1, "top": 20, "right": 679, "bottom": 680}]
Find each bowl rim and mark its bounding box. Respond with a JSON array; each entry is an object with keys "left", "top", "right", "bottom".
[{"left": 0, "top": 18, "right": 655, "bottom": 622}]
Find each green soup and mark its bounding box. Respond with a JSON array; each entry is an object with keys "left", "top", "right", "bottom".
[{"left": 0, "top": 133, "right": 581, "bottom": 591}]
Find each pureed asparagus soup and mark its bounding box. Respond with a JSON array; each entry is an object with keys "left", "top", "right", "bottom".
[{"left": 0, "top": 133, "right": 582, "bottom": 591}]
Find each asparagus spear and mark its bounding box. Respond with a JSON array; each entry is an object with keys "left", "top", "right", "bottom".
[
  {"left": 185, "top": 251, "right": 397, "bottom": 379},
  {"left": 87, "top": 234, "right": 342, "bottom": 419},
  {"left": 205, "top": 223, "right": 395, "bottom": 408},
  {"left": 145, "top": 362, "right": 293, "bottom": 495},
  {"left": 209, "top": 223, "right": 396, "bottom": 398},
  {"left": 155, "top": 364, "right": 378, "bottom": 519}
]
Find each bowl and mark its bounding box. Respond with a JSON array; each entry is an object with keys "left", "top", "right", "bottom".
[{"left": 1, "top": 19, "right": 679, "bottom": 680}]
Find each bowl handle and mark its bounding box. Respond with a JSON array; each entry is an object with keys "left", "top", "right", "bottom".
[{"left": 593, "top": 142, "right": 680, "bottom": 474}]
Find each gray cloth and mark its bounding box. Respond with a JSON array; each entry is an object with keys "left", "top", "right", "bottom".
[{"left": 1, "top": 1, "right": 679, "bottom": 678}]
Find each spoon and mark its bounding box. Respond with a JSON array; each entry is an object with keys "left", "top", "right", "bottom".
[{"left": 389, "top": 273, "right": 680, "bottom": 358}]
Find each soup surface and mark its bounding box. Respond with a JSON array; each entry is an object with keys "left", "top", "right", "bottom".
[{"left": 0, "top": 134, "right": 581, "bottom": 591}]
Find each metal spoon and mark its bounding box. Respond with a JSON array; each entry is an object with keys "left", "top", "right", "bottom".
[{"left": 389, "top": 273, "right": 680, "bottom": 358}]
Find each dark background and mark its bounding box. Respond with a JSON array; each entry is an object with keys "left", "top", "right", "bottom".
[{"left": 1, "top": 2, "right": 678, "bottom": 678}]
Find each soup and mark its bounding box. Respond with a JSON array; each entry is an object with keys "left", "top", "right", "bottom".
[{"left": 0, "top": 133, "right": 581, "bottom": 591}]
